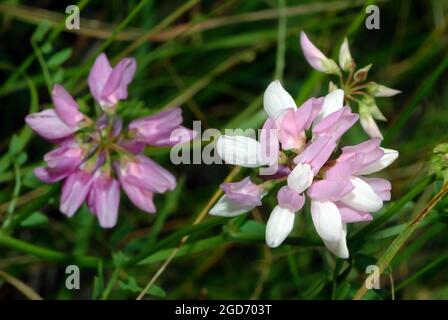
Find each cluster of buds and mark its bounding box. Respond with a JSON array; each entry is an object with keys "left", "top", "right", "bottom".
[
  {"left": 300, "top": 31, "right": 401, "bottom": 139},
  {"left": 25, "top": 53, "right": 196, "bottom": 228},
  {"left": 430, "top": 143, "right": 448, "bottom": 183}
]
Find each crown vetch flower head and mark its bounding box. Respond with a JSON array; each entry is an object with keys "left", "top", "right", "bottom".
[
  {"left": 210, "top": 79, "right": 398, "bottom": 259},
  {"left": 25, "top": 53, "right": 195, "bottom": 228}
]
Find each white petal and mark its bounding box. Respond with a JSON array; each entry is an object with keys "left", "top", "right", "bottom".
[
  {"left": 216, "top": 135, "right": 267, "bottom": 167},
  {"left": 209, "top": 195, "right": 256, "bottom": 217},
  {"left": 338, "top": 38, "right": 353, "bottom": 72},
  {"left": 357, "top": 148, "right": 399, "bottom": 175},
  {"left": 287, "top": 163, "right": 313, "bottom": 194},
  {"left": 314, "top": 89, "right": 344, "bottom": 124},
  {"left": 340, "top": 177, "right": 383, "bottom": 212},
  {"left": 360, "top": 114, "right": 383, "bottom": 139},
  {"left": 265, "top": 206, "right": 295, "bottom": 248},
  {"left": 323, "top": 223, "right": 349, "bottom": 259},
  {"left": 263, "top": 80, "right": 296, "bottom": 120},
  {"left": 311, "top": 200, "right": 343, "bottom": 242}
]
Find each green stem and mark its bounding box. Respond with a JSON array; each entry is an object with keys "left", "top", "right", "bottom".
[
  {"left": 353, "top": 181, "right": 448, "bottom": 300},
  {"left": 0, "top": 231, "right": 100, "bottom": 268},
  {"left": 331, "top": 259, "right": 343, "bottom": 300},
  {"left": 30, "top": 38, "right": 52, "bottom": 95},
  {"left": 274, "top": 0, "right": 286, "bottom": 81},
  {"left": 2, "top": 161, "right": 21, "bottom": 228},
  {"left": 350, "top": 175, "right": 434, "bottom": 246},
  {"left": 101, "top": 267, "right": 121, "bottom": 300}
]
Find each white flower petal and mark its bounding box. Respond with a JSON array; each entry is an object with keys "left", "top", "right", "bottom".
[
  {"left": 338, "top": 38, "right": 353, "bottom": 72},
  {"left": 216, "top": 135, "right": 267, "bottom": 167},
  {"left": 357, "top": 148, "right": 399, "bottom": 175},
  {"left": 311, "top": 200, "right": 343, "bottom": 242},
  {"left": 323, "top": 223, "right": 349, "bottom": 259},
  {"left": 263, "top": 80, "right": 296, "bottom": 120},
  {"left": 287, "top": 163, "right": 313, "bottom": 194},
  {"left": 314, "top": 89, "right": 344, "bottom": 124},
  {"left": 360, "top": 114, "right": 384, "bottom": 139},
  {"left": 265, "top": 206, "right": 295, "bottom": 248},
  {"left": 341, "top": 177, "right": 383, "bottom": 212},
  {"left": 209, "top": 195, "right": 256, "bottom": 217}
]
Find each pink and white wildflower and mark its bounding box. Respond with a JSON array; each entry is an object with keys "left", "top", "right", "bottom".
[
  {"left": 210, "top": 80, "right": 398, "bottom": 259},
  {"left": 25, "top": 53, "right": 196, "bottom": 228}
]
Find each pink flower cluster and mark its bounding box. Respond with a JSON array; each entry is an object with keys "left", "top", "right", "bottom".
[
  {"left": 210, "top": 81, "right": 398, "bottom": 258},
  {"left": 25, "top": 53, "right": 196, "bottom": 228}
]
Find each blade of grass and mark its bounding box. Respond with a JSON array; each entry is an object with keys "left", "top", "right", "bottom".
[
  {"left": 384, "top": 55, "right": 448, "bottom": 142},
  {"left": 353, "top": 182, "right": 448, "bottom": 300},
  {"left": 0, "top": 231, "right": 100, "bottom": 267},
  {"left": 0, "top": 269, "right": 43, "bottom": 300}
]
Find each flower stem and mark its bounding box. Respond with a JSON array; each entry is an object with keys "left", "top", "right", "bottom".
[
  {"left": 0, "top": 231, "right": 101, "bottom": 267},
  {"left": 352, "top": 181, "right": 448, "bottom": 300}
]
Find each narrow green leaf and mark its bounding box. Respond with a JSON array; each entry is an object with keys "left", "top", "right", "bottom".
[
  {"left": 47, "top": 48, "right": 72, "bottom": 68},
  {"left": 19, "top": 211, "right": 49, "bottom": 227}
]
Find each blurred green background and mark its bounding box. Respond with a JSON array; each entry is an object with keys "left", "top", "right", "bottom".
[{"left": 0, "top": 0, "right": 447, "bottom": 299}]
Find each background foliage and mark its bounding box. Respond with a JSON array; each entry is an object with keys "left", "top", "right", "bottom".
[{"left": 0, "top": 0, "right": 447, "bottom": 299}]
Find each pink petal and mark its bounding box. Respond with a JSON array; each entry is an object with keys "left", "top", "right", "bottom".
[
  {"left": 300, "top": 31, "right": 327, "bottom": 72},
  {"left": 259, "top": 164, "right": 291, "bottom": 180},
  {"left": 339, "top": 138, "right": 384, "bottom": 167},
  {"left": 337, "top": 203, "right": 373, "bottom": 223},
  {"left": 52, "top": 84, "right": 84, "bottom": 127},
  {"left": 60, "top": 169, "right": 93, "bottom": 217},
  {"left": 129, "top": 108, "right": 183, "bottom": 145},
  {"left": 260, "top": 117, "right": 279, "bottom": 165},
  {"left": 312, "top": 106, "right": 358, "bottom": 139},
  {"left": 117, "top": 170, "right": 156, "bottom": 214},
  {"left": 294, "top": 135, "right": 337, "bottom": 174},
  {"left": 92, "top": 175, "right": 120, "bottom": 228},
  {"left": 277, "top": 186, "right": 305, "bottom": 212},
  {"left": 101, "top": 57, "right": 137, "bottom": 106},
  {"left": 307, "top": 179, "right": 354, "bottom": 202},
  {"left": 25, "top": 109, "right": 76, "bottom": 141},
  {"left": 35, "top": 167, "right": 70, "bottom": 183},
  {"left": 220, "top": 177, "right": 263, "bottom": 207},
  {"left": 88, "top": 53, "right": 113, "bottom": 105},
  {"left": 121, "top": 156, "right": 176, "bottom": 194},
  {"left": 324, "top": 153, "right": 364, "bottom": 181},
  {"left": 361, "top": 177, "right": 391, "bottom": 201}
]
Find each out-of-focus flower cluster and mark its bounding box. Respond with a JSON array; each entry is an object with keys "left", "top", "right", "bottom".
[{"left": 25, "top": 53, "right": 196, "bottom": 228}]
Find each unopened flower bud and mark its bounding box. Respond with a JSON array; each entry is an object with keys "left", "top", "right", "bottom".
[
  {"left": 353, "top": 64, "right": 372, "bottom": 83},
  {"left": 366, "top": 82, "right": 401, "bottom": 97},
  {"left": 338, "top": 38, "right": 355, "bottom": 72}
]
